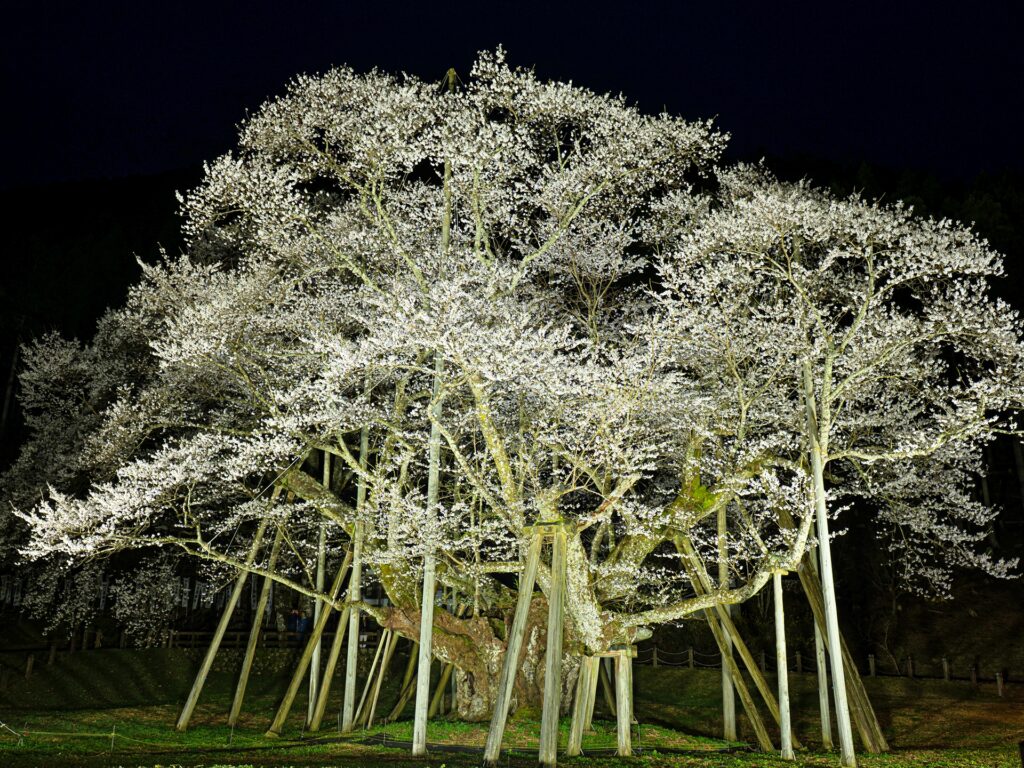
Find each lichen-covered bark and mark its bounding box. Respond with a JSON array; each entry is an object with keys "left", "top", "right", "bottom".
[{"left": 379, "top": 594, "right": 578, "bottom": 721}]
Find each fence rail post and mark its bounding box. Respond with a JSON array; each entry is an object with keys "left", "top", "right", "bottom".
[
  {"left": 688, "top": 647, "right": 694, "bottom": 669},
  {"left": 796, "top": 650, "right": 802, "bottom": 675},
  {"left": 942, "top": 658, "right": 950, "bottom": 681},
  {"left": 907, "top": 655, "right": 914, "bottom": 679},
  {"left": 996, "top": 672, "right": 1004, "bottom": 697},
  {"left": 25, "top": 654, "right": 34, "bottom": 680},
  {"left": 652, "top": 646, "right": 658, "bottom": 667},
  {"left": 868, "top": 654, "right": 876, "bottom": 678},
  {"left": 971, "top": 665, "right": 978, "bottom": 686}
]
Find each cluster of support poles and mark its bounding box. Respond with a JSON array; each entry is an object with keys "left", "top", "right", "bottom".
[{"left": 172, "top": 493, "right": 887, "bottom": 768}]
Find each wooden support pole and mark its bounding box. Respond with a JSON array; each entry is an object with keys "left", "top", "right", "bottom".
[
  {"left": 816, "top": 622, "right": 833, "bottom": 750},
  {"left": 354, "top": 629, "right": 390, "bottom": 727},
  {"left": 229, "top": 524, "right": 284, "bottom": 727},
  {"left": 996, "top": 671, "right": 1004, "bottom": 697},
  {"left": 804, "top": 362, "right": 857, "bottom": 768},
  {"left": 674, "top": 537, "right": 773, "bottom": 751},
  {"left": 341, "top": 521, "right": 364, "bottom": 732},
  {"left": 367, "top": 628, "right": 399, "bottom": 728},
  {"left": 386, "top": 641, "right": 419, "bottom": 722},
  {"left": 796, "top": 651, "right": 802, "bottom": 675},
  {"left": 652, "top": 646, "right": 658, "bottom": 667},
  {"left": 868, "top": 654, "right": 876, "bottom": 678},
  {"left": 688, "top": 647, "right": 694, "bottom": 669},
  {"left": 265, "top": 548, "right": 352, "bottom": 737},
  {"left": 599, "top": 657, "right": 616, "bottom": 713},
  {"left": 718, "top": 506, "right": 737, "bottom": 741},
  {"left": 583, "top": 655, "right": 600, "bottom": 732},
  {"left": 942, "top": 658, "right": 950, "bottom": 682},
  {"left": 538, "top": 527, "right": 567, "bottom": 768},
  {"left": 308, "top": 604, "right": 350, "bottom": 732},
  {"left": 780, "top": 507, "right": 887, "bottom": 753},
  {"left": 705, "top": 606, "right": 774, "bottom": 751},
  {"left": 676, "top": 535, "right": 801, "bottom": 749},
  {"left": 412, "top": 354, "right": 445, "bottom": 756},
  {"left": 176, "top": 518, "right": 268, "bottom": 732},
  {"left": 567, "top": 656, "right": 592, "bottom": 756},
  {"left": 906, "top": 656, "right": 914, "bottom": 679},
  {"left": 774, "top": 572, "right": 794, "bottom": 761},
  {"left": 427, "top": 662, "right": 455, "bottom": 719},
  {"left": 482, "top": 533, "right": 544, "bottom": 766},
  {"left": 309, "top": 453, "right": 330, "bottom": 725},
  {"left": 615, "top": 649, "right": 633, "bottom": 757},
  {"left": 342, "top": 415, "right": 368, "bottom": 733}
]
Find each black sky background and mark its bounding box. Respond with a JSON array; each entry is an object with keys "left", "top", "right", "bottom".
[
  {"left": 1, "top": 1, "right": 1023, "bottom": 358},
  {"left": 2, "top": 0, "right": 1022, "bottom": 188}
]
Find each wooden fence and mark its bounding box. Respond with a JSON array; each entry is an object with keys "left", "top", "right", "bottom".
[{"left": 634, "top": 645, "right": 1010, "bottom": 695}]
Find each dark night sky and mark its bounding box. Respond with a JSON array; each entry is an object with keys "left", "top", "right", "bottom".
[
  {"left": 2, "top": 1, "right": 1022, "bottom": 188},
  {"left": 1, "top": 0, "right": 1023, "bottom": 346}
]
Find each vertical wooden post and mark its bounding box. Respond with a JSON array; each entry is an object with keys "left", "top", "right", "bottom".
[
  {"left": 760, "top": 650, "right": 767, "bottom": 673},
  {"left": 718, "top": 507, "right": 736, "bottom": 742},
  {"left": 538, "top": 527, "right": 567, "bottom": 767},
  {"left": 906, "top": 656, "right": 914, "bottom": 679},
  {"left": 412, "top": 67, "right": 455, "bottom": 757},
  {"left": 24, "top": 654, "right": 34, "bottom": 680},
  {"left": 176, "top": 519, "right": 268, "bottom": 732},
  {"left": 688, "top": 647, "right": 694, "bottom": 669},
  {"left": 583, "top": 655, "right": 600, "bottom": 731},
  {"left": 309, "top": 453, "right": 330, "bottom": 725},
  {"left": 615, "top": 648, "right": 633, "bottom": 757},
  {"left": 354, "top": 629, "right": 390, "bottom": 727},
  {"left": 816, "top": 623, "right": 833, "bottom": 750},
  {"left": 677, "top": 535, "right": 800, "bottom": 749},
  {"left": 265, "top": 548, "right": 352, "bottom": 737},
  {"left": 804, "top": 362, "right": 857, "bottom": 768},
  {"left": 308, "top": 604, "right": 350, "bottom": 732},
  {"left": 386, "top": 641, "right": 419, "bottom": 722},
  {"left": 674, "top": 536, "right": 774, "bottom": 751},
  {"left": 567, "top": 656, "right": 592, "bottom": 756},
  {"left": 971, "top": 665, "right": 978, "bottom": 685},
  {"left": 599, "top": 657, "right": 617, "bottom": 712},
  {"left": 483, "top": 533, "right": 544, "bottom": 766},
  {"left": 796, "top": 650, "right": 802, "bottom": 675},
  {"left": 428, "top": 662, "right": 455, "bottom": 718},
  {"left": 996, "top": 671, "right": 1004, "bottom": 697},
  {"left": 229, "top": 524, "right": 284, "bottom": 727},
  {"left": 774, "top": 572, "right": 794, "bottom": 761},
  {"left": 341, "top": 521, "right": 364, "bottom": 732},
  {"left": 868, "top": 654, "right": 876, "bottom": 677},
  {"left": 942, "top": 658, "right": 950, "bottom": 682},
  {"left": 343, "top": 417, "right": 369, "bottom": 733},
  {"left": 652, "top": 646, "right": 658, "bottom": 667}
]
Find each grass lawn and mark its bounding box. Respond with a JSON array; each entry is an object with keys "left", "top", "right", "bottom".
[{"left": 0, "top": 649, "right": 1020, "bottom": 767}]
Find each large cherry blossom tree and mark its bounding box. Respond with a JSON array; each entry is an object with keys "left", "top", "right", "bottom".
[{"left": 7, "top": 52, "right": 1020, "bottom": 764}]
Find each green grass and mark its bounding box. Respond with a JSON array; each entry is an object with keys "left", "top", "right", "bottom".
[{"left": 0, "top": 649, "right": 1020, "bottom": 767}]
